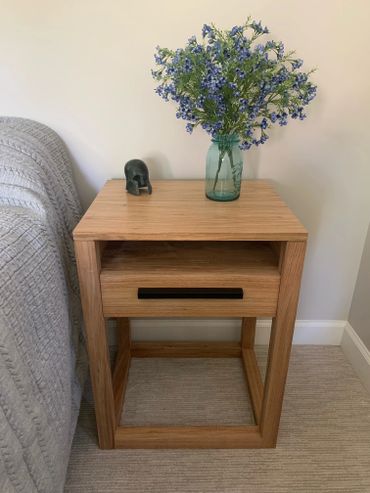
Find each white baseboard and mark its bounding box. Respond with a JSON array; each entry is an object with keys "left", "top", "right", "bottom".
[
  {"left": 341, "top": 322, "right": 370, "bottom": 393},
  {"left": 111, "top": 318, "right": 346, "bottom": 345}
]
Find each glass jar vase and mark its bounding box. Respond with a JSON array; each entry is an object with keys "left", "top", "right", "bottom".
[{"left": 205, "top": 134, "right": 243, "bottom": 201}]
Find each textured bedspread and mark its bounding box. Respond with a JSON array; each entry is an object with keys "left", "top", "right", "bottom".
[{"left": 0, "top": 117, "right": 86, "bottom": 492}]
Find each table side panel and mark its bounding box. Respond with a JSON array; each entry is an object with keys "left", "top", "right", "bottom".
[
  {"left": 74, "top": 240, "right": 116, "bottom": 449},
  {"left": 260, "top": 241, "right": 307, "bottom": 446}
]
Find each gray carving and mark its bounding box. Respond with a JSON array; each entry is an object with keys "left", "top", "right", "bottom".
[{"left": 124, "top": 159, "right": 152, "bottom": 196}]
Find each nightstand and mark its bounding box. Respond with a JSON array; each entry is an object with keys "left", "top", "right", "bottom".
[{"left": 73, "top": 180, "right": 307, "bottom": 449}]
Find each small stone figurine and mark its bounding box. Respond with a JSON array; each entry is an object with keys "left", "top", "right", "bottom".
[{"left": 124, "top": 159, "right": 152, "bottom": 196}]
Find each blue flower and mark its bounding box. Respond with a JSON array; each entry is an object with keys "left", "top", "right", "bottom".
[
  {"left": 270, "top": 112, "right": 277, "bottom": 123},
  {"left": 212, "top": 40, "right": 223, "bottom": 57},
  {"left": 186, "top": 123, "right": 194, "bottom": 133},
  {"left": 191, "top": 43, "right": 203, "bottom": 54},
  {"left": 251, "top": 20, "right": 269, "bottom": 34},
  {"left": 291, "top": 59, "right": 303, "bottom": 70},
  {"left": 276, "top": 67, "right": 289, "bottom": 83},
  {"left": 238, "top": 48, "right": 251, "bottom": 61},
  {"left": 202, "top": 24, "right": 212, "bottom": 38},
  {"left": 235, "top": 68, "right": 246, "bottom": 78},
  {"left": 230, "top": 25, "right": 243, "bottom": 37},
  {"left": 301, "top": 84, "right": 317, "bottom": 104},
  {"left": 260, "top": 118, "right": 268, "bottom": 130},
  {"left": 291, "top": 107, "right": 306, "bottom": 120},
  {"left": 244, "top": 126, "right": 253, "bottom": 138},
  {"left": 151, "top": 69, "right": 160, "bottom": 79},
  {"left": 278, "top": 112, "right": 288, "bottom": 126},
  {"left": 276, "top": 42, "right": 284, "bottom": 60},
  {"left": 248, "top": 105, "right": 259, "bottom": 119},
  {"left": 196, "top": 95, "right": 206, "bottom": 108},
  {"left": 154, "top": 47, "right": 166, "bottom": 65},
  {"left": 239, "top": 98, "right": 249, "bottom": 111},
  {"left": 184, "top": 58, "right": 192, "bottom": 73},
  {"left": 201, "top": 122, "right": 212, "bottom": 132},
  {"left": 297, "top": 73, "right": 308, "bottom": 84},
  {"left": 240, "top": 141, "right": 252, "bottom": 150}
]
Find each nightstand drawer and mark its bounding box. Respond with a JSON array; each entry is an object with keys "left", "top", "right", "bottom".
[
  {"left": 100, "top": 241, "right": 280, "bottom": 317},
  {"left": 101, "top": 278, "right": 279, "bottom": 317}
]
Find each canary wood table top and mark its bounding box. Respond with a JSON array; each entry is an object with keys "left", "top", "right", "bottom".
[{"left": 73, "top": 180, "right": 307, "bottom": 241}]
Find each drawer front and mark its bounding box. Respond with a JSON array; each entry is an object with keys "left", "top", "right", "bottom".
[{"left": 100, "top": 278, "right": 280, "bottom": 317}]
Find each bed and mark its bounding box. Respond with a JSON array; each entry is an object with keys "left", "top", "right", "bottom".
[{"left": 0, "top": 117, "right": 87, "bottom": 492}]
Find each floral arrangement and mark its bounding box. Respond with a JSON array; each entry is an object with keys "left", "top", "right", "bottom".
[{"left": 152, "top": 18, "right": 317, "bottom": 150}]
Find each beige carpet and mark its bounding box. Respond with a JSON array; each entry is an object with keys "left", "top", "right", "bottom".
[{"left": 65, "top": 347, "right": 370, "bottom": 492}]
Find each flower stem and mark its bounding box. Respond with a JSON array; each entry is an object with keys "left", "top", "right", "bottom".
[
  {"left": 213, "top": 148, "right": 226, "bottom": 191},
  {"left": 227, "top": 148, "right": 238, "bottom": 191}
]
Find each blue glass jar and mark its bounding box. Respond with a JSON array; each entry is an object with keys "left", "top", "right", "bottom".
[{"left": 205, "top": 134, "right": 243, "bottom": 201}]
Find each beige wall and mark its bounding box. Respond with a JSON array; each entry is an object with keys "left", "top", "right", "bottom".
[
  {"left": 349, "top": 224, "right": 370, "bottom": 350},
  {"left": 1, "top": 0, "right": 370, "bottom": 322}
]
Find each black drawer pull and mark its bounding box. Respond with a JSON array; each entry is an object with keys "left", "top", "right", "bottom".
[{"left": 137, "top": 288, "right": 243, "bottom": 299}]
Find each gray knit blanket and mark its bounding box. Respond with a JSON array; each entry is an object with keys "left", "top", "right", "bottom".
[{"left": 0, "top": 117, "right": 87, "bottom": 492}]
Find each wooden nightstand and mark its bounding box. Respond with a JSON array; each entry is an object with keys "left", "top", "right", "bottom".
[{"left": 73, "top": 180, "right": 307, "bottom": 449}]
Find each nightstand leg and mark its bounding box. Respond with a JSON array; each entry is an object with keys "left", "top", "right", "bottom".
[
  {"left": 241, "top": 318, "right": 256, "bottom": 349},
  {"left": 113, "top": 318, "right": 131, "bottom": 426},
  {"left": 260, "top": 241, "right": 306, "bottom": 447},
  {"left": 241, "top": 318, "right": 263, "bottom": 424},
  {"left": 74, "top": 240, "right": 116, "bottom": 449}
]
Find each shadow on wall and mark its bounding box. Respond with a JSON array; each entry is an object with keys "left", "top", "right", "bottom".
[
  {"left": 143, "top": 152, "right": 175, "bottom": 180},
  {"left": 70, "top": 157, "right": 97, "bottom": 209},
  {"left": 243, "top": 148, "right": 260, "bottom": 180},
  {"left": 349, "top": 221, "right": 370, "bottom": 350},
  {"left": 274, "top": 168, "right": 326, "bottom": 250}
]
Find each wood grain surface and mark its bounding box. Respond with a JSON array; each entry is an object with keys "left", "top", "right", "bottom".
[
  {"left": 114, "top": 425, "right": 263, "bottom": 449},
  {"left": 74, "top": 240, "right": 116, "bottom": 449},
  {"left": 241, "top": 317, "right": 257, "bottom": 349},
  {"left": 113, "top": 318, "right": 131, "bottom": 426},
  {"left": 74, "top": 180, "right": 307, "bottom": 449},
  {"left": 100, "top": 241, "right": 280, "bottom": 317},
  {"left": 242, "top": 348, "right": 264, "bottom": 424},
  {"left": 131, "top": 341, "right": 242, "bottom": 358},
  {"left": 260, "top": 241, "right": 307, "bottom": 446},
  {"left": 73, "top": 180, "right": 307, "bottom": 241}
]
